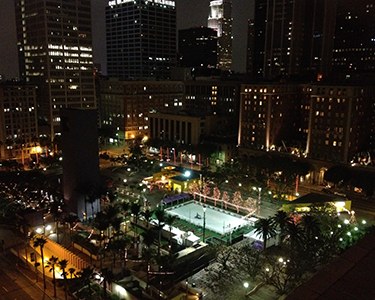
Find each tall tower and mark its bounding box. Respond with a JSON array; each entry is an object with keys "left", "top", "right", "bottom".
[
  {"left": 106, "top": 0, "right": 177, "bottom": 80},
  {"left": 250, "top": 0, "right": 337, "bottom": 79},
  {"left": 14, "top": 0, "right": 97, "bottom": 138},
  {"left": 207, "top": 0, "right": 233, "bottom": 71},
  {"left": 178, "top": 27, "right": 217, "bottom": 68},
  {"left": 61, "top": 108, "right": 100, "bottom": 220},
  {"left": 332, "top": 0, "right": 375, "bottom": 74}
]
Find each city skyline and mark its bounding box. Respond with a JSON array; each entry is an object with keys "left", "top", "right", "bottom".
[{"left": 0, "top": 0, "right": 252, "bottom": 80}]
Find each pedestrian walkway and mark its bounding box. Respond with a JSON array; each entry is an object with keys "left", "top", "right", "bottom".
[{"left": 6, "top": 244, "right": 68, "bottom": 300}]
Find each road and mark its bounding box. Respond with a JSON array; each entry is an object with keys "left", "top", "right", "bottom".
[{"left": 0, "top": 252, "right": 51, "bottom": 300}]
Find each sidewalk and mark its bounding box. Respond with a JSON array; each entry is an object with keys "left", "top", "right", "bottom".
[{"left": 5, "top": 246, "right": 68, "bottom": 300}]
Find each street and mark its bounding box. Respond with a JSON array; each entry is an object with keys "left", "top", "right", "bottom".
[{"left": 0, "top": 252, "right": 51, "bottom": 300}]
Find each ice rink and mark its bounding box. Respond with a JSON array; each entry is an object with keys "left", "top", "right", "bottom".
[{"left": 166, "top": 201, "right": 250, "bottom": 234}]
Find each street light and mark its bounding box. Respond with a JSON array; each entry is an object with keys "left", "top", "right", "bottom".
[{"left": 202, "top": 206, "right": 206, "bottom": 242}]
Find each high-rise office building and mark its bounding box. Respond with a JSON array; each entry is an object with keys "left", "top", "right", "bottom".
[
  {"left": 14, "top": 0, "right": 97, "bottom": 138},
  {"left": 106, "top": 0, "right": 176, "bottom": 80},
  {"left": 61, "top": 108, "right": 100, "bottom": 220},
  {"left": 207, "top": 0, "right": 233, "bottom": 71},
  {"left": 178, "top": 27, "right": 217, "bottom": 69},
  {"left": 249, "top": 0, "right": 337, "bottom": 79},
  {"left": 0, "top": 83, "right": 38, "bottom": 160},
  {"left": 332, "top": 0, "right": 375, "bottom": 74},
  {"left": 99, "top": 79, "right": 184, "bottom": 141}
]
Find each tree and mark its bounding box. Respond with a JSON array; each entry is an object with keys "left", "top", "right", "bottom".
[
  {"left": 202, "top": 245, "right": 241, "bottom": 297},
  {"left": 142, "top": 209, "right": 154, "bottom": 229},
  {"left": 45, "top": 255, "right": 59, "bottom": 297},
  {"left": 238, "top": 244, "right": 263, "bottom": 279},
  {"left": 254, "top": 217, "right": 277, "bottom": 251},
  {"left": 212, "top": 187, "right": 221, "bottom": 206},
  {"left": 63, "top": 213, "right": 78, "bottom": 241},
  {"left": 261, "top": 255, "right": 304, "bottom": 295},
  {"left": 272, "top": 210, "right": 291, "bottom": 246},
  {"left": 57, "top": 259, "right": 69, "bottom": 300},
  {"left": 100, "top": 268, "right": 114, "bottom": 300},
  {"left": 49, "top": 200, "right": 64, "bottom": 243},
  {"left": 141, "top": 229, "right": 155, "bottom": 249},
  {"left": 68, "top": 267, "right": 76, "bottom": 279},
  {"left": 222, "top": 191, "right": 230, "bottom": 209},
  {"left": 33, "top": 236, "right": 47, "bottom": 289},
  {"left": 232, "top": 191, "right": 242, "bottom": 213},
  {"left": 324, "top": 165, "right": 351, "bottom": 187},
  {"left": 285, "top": 221, "right": 305, "bottom": 256},
  {"left": 300, "top": 214, "right": 321, "bottom": 241},
  {"left": 154, "top": 206, "right": 166, "bottom": 261},
  {"left": 77, "top": 266, "right": 95, "bottom": 298},
  {"left": 130, "top": 202, "right": 141, "bottom": 255},
  {"left": 141, "top": 247, "right": 156, "bottom": 290},
  {"left": 164, "top": 214, "right": 178, "bottom": 250}
]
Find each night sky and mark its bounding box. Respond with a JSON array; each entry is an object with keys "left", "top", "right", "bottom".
[{"left": 0, "top": 0, "right": 252, "bottom": 79}]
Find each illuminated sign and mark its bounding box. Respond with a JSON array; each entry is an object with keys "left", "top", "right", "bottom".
[{"left": 108, "top": 0, "right": 175, "bottom": 7}]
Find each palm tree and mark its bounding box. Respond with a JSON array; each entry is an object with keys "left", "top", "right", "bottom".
[
  {"left": 49, "top": 200, "right": 63, "bottom": 243},
  {"left": 164, "top": 214, "right": 178, "bottom": 250},
  {"left": 58, "top": 259, "right": 69, "bottom": 300},
  {"left": 45, "top": 255, "right": 59, "bottom": 297},
  {"left": 154, "top": 206, "right": 166, "bottom": 261},
  {"left": 100, "top": 268, "right": 114, "bottom": 300},
  {"left": 142, "top": 209, "right": 154, "bottom": 229},
  {"left": 68, "top": 267, "right": 76, "bottom": 279},
  {"left": 254, "top": 217, "right": 277, "bottom": 251},
  {"left": 141, "top": 229, "right": 155, "bottom": 249},
  {"left": 301, "top": 214, "right": 321, "bottom": 241},
  {"left": 130, "top": 202, "right": 141, "bottom": 255},
  {"left": 285, "top": 221, "right": 305, "bottom": 255},
  {"left": 141, "top": 247, "right": 156, "bottom": 290},
  {"left": 77, "top": 266, "right": 95, "bottom": 298},
  {"left": 272, "top": 210, "right": 291, "bottom": 246},
  {"left": 33, "top": 236, "right": 47, "bottom": 289},
  {"left": 63, "top": 213, "right": 78, "bottom": 242}
]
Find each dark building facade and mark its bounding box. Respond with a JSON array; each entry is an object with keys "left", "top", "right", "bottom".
[
  {"left": 61, "top": 108, "right": 100, "bottom": 220},
  {"left": 332, "top": 0, "right": 375, "bottom": 74},
  {"left": 15, "top": 0, "right": 97, "bottom": 137},
  {"left": 178, "top": 27, "right": 217, "bottom": 69},
  {"left": 249, "top": 0, "right": 337, "bottom": 79},
  {"left": 183, "top": 80, "right": 240, "bottom": 135},
  {"left": 106, "top": 0, "right": 176, "bottom": 80}
]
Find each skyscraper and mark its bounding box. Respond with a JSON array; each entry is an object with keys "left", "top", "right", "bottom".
[
  {"left": 61, "top": 108, "right": 100, "bottom": 220},
  {"left": 14, "top": 0, "right": 97, "bottom": 138},
  {"left": 106, "top": 0, "right": 177, "bottom": 80},
  {"left": 178, "top": 27, "right": 217, "bottom": 69},
  {"left": 207, "top": 0, "right": 233, "bottom": 71},
  {"left": 332, "top": 0, "right": 375, "bottom": 74},
  {"left": 249, "top": 0, "right": 337, "bottom": 79}
]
